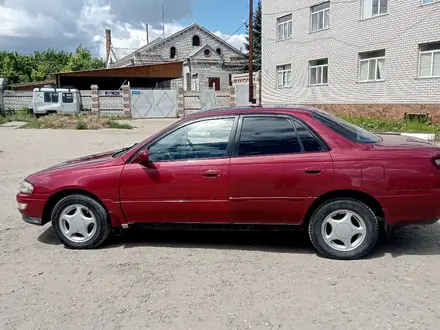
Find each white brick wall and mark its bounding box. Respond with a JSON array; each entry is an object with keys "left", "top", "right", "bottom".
[
  {"left": 262, "top": 0, "right": 440, "bottom": 105},
  {"left": 146, "top": 25, "right": 240, "bottom": 62},
  {"left": 113, "top": 24, "right": 247, "bottom": 92}
]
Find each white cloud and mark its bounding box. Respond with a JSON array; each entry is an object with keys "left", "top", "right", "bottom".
[
  {"left": 0, "top": 0, "right": 247, "bottom": 58},
  {"left": 214, "top": 31, "right": 247, "bottom": 53}
]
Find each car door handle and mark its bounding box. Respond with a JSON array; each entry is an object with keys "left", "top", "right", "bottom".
[
  {"left": 203, "top": 170, "right": 221, "bottom": 178},
  {"left": 304, "top": 168, "right": 324, "bottom": 174}
]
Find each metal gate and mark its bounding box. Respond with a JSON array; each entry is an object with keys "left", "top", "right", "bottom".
[
  {"left": 200, "top": 89, "right": 217, "bottom": 111},
  {"left": 131, "top": 89, "right": 178, "bottom": 118},
  {"left": 235, "top": 84, "right": 250, "bottom": 106}
]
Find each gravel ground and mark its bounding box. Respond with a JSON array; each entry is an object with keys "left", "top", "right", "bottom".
[{"left": 1, "top": 120, "right": 440, "bottom": 330}]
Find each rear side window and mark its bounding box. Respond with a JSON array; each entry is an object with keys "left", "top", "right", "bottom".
[
  {"left": 294, "top": 121, "right": 323, "bottom": 152},
  {"left": 43, "top": 92, "right": 59, "bottom": 103},
  {"left": 313, "top": 110, "right": 381, "bottom": 144},
  {"left": 62, "top": 93, "right": 74, "bottom": 103},
  {"left": 238, "top": 117, "right": 301, "bottom": 157}
]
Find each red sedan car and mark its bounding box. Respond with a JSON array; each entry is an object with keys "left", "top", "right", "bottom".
[{"left": 16, "top": 107, "right": 440, "bottom": 259}]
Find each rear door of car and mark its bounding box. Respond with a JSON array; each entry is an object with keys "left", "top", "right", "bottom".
[{"left": 228, "top": 114, "right": 334, "bottom": 224}]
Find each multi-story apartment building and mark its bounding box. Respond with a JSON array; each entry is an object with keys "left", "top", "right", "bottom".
[{"left": 262, "top": 0, "right": 440, "bottom": 121}]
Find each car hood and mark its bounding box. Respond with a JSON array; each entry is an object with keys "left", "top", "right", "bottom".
[{"left": 30, "top": 149, "right": 119, "bottom": 176}]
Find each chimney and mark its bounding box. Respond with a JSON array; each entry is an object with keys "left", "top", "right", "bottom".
[
  {"left": 146, "top": 24, "right": 149, "bottom": 44},
  {"left": 105, "top": 29, "right": 112, "bottom": 66}
]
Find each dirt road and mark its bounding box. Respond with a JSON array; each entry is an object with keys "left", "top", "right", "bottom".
[{"left": 1, "top": 120, "right": 440, "bottom": 330}]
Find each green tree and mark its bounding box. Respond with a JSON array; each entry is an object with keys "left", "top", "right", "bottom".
[
  {"left": 0, "top": 46, "right": 105, "bottom": 85},
  {"left": 244, "top": 0, "right": 262, "bottom": 71},
  {"left": 64, "top": 46, "right": 104, "bottom": 72}
]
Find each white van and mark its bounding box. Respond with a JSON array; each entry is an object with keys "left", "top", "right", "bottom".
[{"left": 32, "top": 88, "right": 82, "bottom": 116}]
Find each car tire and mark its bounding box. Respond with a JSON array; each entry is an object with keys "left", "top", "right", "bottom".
[
  {"left": 51, "top": 194, "right": 112, "bottom": 249},
  {"left": 308, "top": 198, "right": 379, "bottom": 260}
]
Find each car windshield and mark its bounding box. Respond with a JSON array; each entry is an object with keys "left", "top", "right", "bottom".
[
  {"left": 112, "top": 143, "right": 138, "bottom": 158},
  {"left": 312, "top": 110, "right": 381, "bottom": 144}
]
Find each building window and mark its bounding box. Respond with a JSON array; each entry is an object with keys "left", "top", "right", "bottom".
[
  {"left": 276, "top": 64, "right": 292, "bottom": 88},
  {"left": 192, "top": 35, "right": 201, "bottom": 46},
  {"left": 204, "top": 49, "right": 211, "bottom": 57},
  {"left": 186, "top": 73, "right": 191, "bottom": 91},
  {"left": 192, "top": 73, "right": 199, "bottom": 91},
  {"left": 216, "top": 48, "right": 222, "bottom": 55},
  {"left": 419, "top": 42, "right": 440, "bottom": 78},
  {"left": 309, "top": 59, "right": 328, "bottom": 85},
  {"left": 170, "top": 47, "right": 176, "bottom": 59},
  {"left": 277, "top": 14, "right": 292, "bottom": 40},
  {"left": 311, "top": 2, "right": 329, "bottom": 32},
  {"left": 359, "top": 50, "right": 386, "bottom": 81},
  {"left": 422, "top": 0, "right": 439, "bottom": 4},
  {"left": 208, "top": 77, "right": 220, "bottom": 91},
  {"left": 362, "top": 0, "right": 388, "bottom": 19}
]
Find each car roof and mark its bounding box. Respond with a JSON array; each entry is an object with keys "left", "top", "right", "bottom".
[{"left": 187, "top": 105, "right": 321, "bottom": 119}]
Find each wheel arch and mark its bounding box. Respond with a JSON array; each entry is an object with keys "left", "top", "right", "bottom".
[
  {"left": 42, "top": 189, "right": 109, "bottom": 225},
  {"left": 303, "top": 190, "right": 385, "bottom": 227}
]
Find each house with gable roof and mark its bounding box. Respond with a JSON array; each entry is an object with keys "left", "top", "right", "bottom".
[{"left": 106, "top": 23, "right": 247, "bottom": 91}]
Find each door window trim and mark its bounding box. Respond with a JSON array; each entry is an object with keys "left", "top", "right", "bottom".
[
  {"left": 128, "top": 115, "right": 239, "bottom": 163},
  {"left": 231, "top": 114, "right": 330, "bottom": 158}
]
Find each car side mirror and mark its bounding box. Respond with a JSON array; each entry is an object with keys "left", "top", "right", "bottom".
[{"left": 136, "top": 149, "right": 151, "bottom": 166}]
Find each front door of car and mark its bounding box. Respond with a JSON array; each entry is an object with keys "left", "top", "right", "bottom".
[
  {"left": 119, "top": 116, "right": 237, "bottom": 224},
  {"left": 228, "top": 115, "right": 334, "bottom": 224}
]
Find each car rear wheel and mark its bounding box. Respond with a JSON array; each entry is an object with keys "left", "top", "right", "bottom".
[
  {"left": 51, "top": 194, "right": 112, "bottom": 249},
  {"left": 308, "top": 198, "right": 379, "bottom": 260}
]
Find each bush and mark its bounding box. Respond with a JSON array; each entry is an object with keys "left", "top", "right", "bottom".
[{"left": 76, "top": 120, "right": 88, "bottom": 130}]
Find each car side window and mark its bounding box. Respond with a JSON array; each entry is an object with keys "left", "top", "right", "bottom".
[
  {"left": 149, "top": 118, "right": 235, "bottom": 162},
  {"left": 238, "top": 117, "right": 301, "bottom": 157},
  {"left": 44, "top": 92, "right": 59, "bottom": 103},
  {"left": 294, "top": 121, "right": 324, "bottom": 152},
  {"left": 62, "top": 93, "right": 74, "bottom": 103}
]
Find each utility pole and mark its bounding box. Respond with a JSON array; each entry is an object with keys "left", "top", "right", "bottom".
[
  {"left": 162, "top": 4, "right": 165, "bottom": 38},
  {"left": 248, "top": 0, "right": 255, "bottom": 104}
]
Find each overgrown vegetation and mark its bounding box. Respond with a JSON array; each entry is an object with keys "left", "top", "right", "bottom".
[
  {"left": 108, "top": 121, "right": 134, "bottom": 130},
  {"left": 0, "top": 46, "right": 104, "bottom": 85},
  {"left": 340, "top": 116, "right": 440, "bottom": 135},
  {"left": 0, "top": 109, "right": 133, "bottom": 130}
]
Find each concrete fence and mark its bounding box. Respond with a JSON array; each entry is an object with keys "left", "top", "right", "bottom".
[
  {"left": 1, "top": 85, "right": 238, "bottom": 118},
  {"left": 0, "top": 86, "right": 130, "bottom": 116},
  {"left": 181, "top": 87, "right": 236, "bottom": 117}
]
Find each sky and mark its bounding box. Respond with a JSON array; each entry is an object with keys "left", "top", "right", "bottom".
[{"left": 0, "top": 0, "right": 255, "bottom": 58}]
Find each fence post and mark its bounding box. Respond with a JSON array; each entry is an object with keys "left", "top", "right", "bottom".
[
  {"left": 229, "top": 86, "right": 236, "bottom": 107},
  {"left": 0, "top": 89, "right": 4, "bottom": 115},
  {"left": 91, "top": 85, "right": 99, "bottom": 115},
  {"left": 122, "top": 85, "right": 131, "bottom": 116},
  {"left": 178, "top": 87, "right": 185, "bottom": 117}
]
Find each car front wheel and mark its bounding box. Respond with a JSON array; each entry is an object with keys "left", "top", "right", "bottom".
[
  {"left": 51, "top": 194, "right": 112, "bottom": 249},
  {"left": 308, "top": 198, "right": 379, "bottom": 260}
]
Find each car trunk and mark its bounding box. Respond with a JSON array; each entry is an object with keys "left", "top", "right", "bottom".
[{"left": 373, "top": 134, "right": 440, "bottom": 190}]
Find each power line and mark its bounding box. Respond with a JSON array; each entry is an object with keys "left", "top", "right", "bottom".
[{"left": 224, "top": 22, "right": 247, "bottom": 42}]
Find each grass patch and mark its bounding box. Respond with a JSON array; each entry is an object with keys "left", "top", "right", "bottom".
[
  {"left": 341, "top": 116, "right": 440, "bottom": 135},
  {"left": 108, "top": 120, "right": 134, "bottom": 130},
  {"left": 0, "top": 109, "right": 134, "bottom": 130}
]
